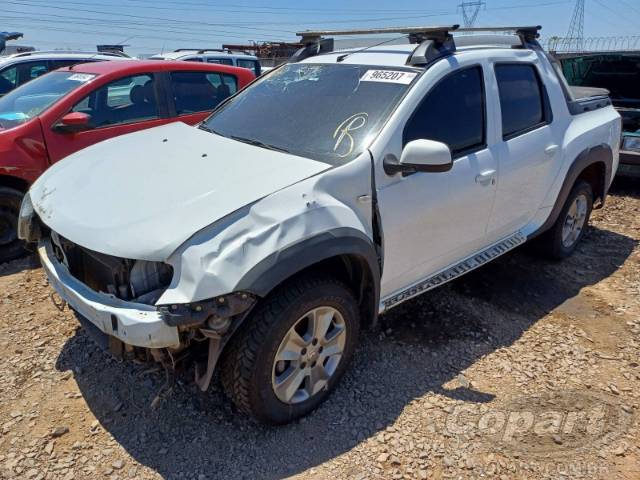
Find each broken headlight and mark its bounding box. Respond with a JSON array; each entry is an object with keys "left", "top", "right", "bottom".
[{"left": 17, "top": 192, "right": 41, "bottom": 243}]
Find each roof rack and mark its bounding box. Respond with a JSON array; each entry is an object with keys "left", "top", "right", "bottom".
[
  {"left": 294, "top": 25, "right": 460, "bottom": 65},
  {"left": 296, "top": 26, "right": 460, "bottom": 44},
  {"left": 292, "top": 25, "right": 543, "bottom": 66},
  {"left": 10, "top": 50, "right": 129, "bottom": 58},
  {"left": 174, "top": 48, "right": 251, "bottom": 55}
]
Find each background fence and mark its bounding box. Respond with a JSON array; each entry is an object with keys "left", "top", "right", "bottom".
[{"left": 545, "top": 36, "right": 640, "bottom": 53}]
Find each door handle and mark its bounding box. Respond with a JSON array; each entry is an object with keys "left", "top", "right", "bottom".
[
  {"left": 544, "top": 145, "right": 560, "bottom": 157},
  {"left": 475, "top": 170, "right": 496, "bottom": 186}
]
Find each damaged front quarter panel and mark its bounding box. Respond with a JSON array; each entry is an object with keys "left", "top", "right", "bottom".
[
  {"left": 155, "top": 156, "right": 375, "bottom": 392},
  {"left": 157, "top": 155, "right": 375, "bottom": 306}
]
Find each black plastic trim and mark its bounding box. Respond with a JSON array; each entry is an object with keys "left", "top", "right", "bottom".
[
  {"left": 158, "top": 292, "right": 256, "bottom": 327},
  {"left": 235, "top": 227, "right": 381, "bottom": 321}
]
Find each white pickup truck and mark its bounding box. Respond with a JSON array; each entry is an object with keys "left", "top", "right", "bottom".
[{"left": 19, "top": 26, "right": 620, "bottom": 424}]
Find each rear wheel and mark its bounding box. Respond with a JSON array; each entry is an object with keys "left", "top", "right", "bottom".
[
  {"left": 220, "top": 274, "right": 360, "bottom": 424},
  {"left": 0, "top": 187, "right": 26, "bottom": 264},
  {"left": 535, "top": 180, "right": 593, "bottom": 260}
]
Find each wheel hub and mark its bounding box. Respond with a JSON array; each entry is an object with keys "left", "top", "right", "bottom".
[
  {"left": 561, "top": 194, "right": 588, "bottom": 248},
  {"left": 271, "top": 306, "right": 347, "bottom": 405}
]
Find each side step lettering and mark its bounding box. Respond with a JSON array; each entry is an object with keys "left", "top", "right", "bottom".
[{"left": 380, "top": 232, "right": 526, "bottom": 311}]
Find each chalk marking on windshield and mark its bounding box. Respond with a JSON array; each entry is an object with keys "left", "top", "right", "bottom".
[{"left": 333, "top": 113, "right": 368, "bottom": 158}]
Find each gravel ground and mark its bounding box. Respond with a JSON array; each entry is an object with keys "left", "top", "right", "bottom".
[{"left": 0, "top": 179, "right": 639, "bottom": 480}]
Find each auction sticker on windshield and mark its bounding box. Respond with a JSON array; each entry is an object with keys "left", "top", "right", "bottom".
[
  {"left": 361, "top": 70, "right": 417, "bottom": 84},
  {"left": 68, "top": 73, "right": 96, "bottom": 82}
]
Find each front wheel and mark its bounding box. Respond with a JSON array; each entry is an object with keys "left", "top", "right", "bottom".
[
  {"left": 220, "top": 274, "right": 360, "bottom": 424},
  {"left": 535, "top": 180, "right": 593, "bottom": 260},
  {"left": 0, "top": 187, "right": 27, "bottom": 264}
]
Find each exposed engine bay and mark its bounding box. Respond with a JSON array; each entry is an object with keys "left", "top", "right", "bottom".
[{"left": 50, "top": 231, "right": 173, "bottom": 305}]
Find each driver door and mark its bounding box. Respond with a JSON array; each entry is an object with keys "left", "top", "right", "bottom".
[{"left": 373, "top": 64, "right": 499, "bottom": 300}]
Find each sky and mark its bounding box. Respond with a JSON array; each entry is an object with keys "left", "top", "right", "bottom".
[{"left": 2, "top": 0, "right": 640, "bottom": 56}]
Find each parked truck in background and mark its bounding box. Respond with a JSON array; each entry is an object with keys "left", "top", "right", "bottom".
[
  {"left": 559, "top": 51, "right": 640, "bottom": 177},
  {"left": 20, "top": 25, "right": 620, "bottom": 424}
]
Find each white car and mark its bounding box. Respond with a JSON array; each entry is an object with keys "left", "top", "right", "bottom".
[
  {"left": 0, "top": 50, "right": 130, "bottom": 96},
  {"left": 149, "top": 48, "right": 261, "bottom": 77},
  {"left": 21, "top": 26, "right": 620, "bottom": 424}
]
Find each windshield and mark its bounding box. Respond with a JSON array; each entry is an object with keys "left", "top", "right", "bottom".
[
  {"left": 204, "top": 63, "right": 418, "bottom": 164},
  {"left": 0, "top": 71, "right": 96, "bottom": 129}
]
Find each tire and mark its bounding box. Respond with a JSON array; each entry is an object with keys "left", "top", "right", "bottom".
[
  {"left": 0, "top": 187, "right": 26, "bottom": 264},
  {"left": 220, "top": 274, "right": 360, "bottom": 424},
  {"left": 534, "top": 180, "right": 593, "bottom": 260}
]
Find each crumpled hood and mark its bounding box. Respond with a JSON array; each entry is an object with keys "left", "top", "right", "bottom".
[{"left": 31, "top": 122, "right": 330, "bottom": 260}]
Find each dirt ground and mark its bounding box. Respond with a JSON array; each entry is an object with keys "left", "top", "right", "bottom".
[{"left": 0, "top": 178, "right": 639, "bottom": 480}]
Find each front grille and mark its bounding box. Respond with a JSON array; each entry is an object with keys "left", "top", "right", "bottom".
[{"left": 51, "top": 233, "right": 172, "bottom": 303}]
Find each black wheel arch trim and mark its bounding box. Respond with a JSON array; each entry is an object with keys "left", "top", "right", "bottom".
[
  {"left": 235, "top": 227, "right": 381, "bottom": 326},
  {"left": 530, "top": 143, "right": 613, "bottom": 239}
]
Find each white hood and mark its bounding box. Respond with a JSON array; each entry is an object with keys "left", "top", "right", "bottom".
[{"left": 31, "top": 122, "right": 330, "bottom": 260}]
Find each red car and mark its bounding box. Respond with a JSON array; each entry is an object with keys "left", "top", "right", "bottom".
[{"left": 0, "top": 60, "right": 254, "bottom": 261}]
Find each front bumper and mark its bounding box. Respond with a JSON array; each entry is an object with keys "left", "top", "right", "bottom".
[{"left": 39, "top": 239, "right": 180, "bottom": 349}]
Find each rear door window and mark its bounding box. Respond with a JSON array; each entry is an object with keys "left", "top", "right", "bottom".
[
  {"left": 170, "top": 71, "right": 237, "bottom": 115},
  {"left": 237, "top": 59, "right": 260, "bottom": 76},
  {"left": 14, "top": 61, "right": 49, "bottom": 87},
  {"left": 495, "top": 64, "right": 551, "bottom": 140},
  {"left": 206, "top": 57, "right": 233, "bottom": 66}
]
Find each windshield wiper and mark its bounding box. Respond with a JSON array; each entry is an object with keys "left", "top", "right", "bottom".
[
  {"left": 229, "top": 135, "right": 291, "bottom": 153},
  {"left": 198, "top": 123, "right": 215, "bottom": 134}
]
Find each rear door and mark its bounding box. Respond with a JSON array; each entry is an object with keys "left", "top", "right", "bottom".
[
  {"left": 167, "top": 70, "right": 239, "bottom": 125},
  {"left": 486, "top": 62, "right": 560, "bottom": 240},
  {"left": 44, "top": 73, "right": 169, "bottom": 163}
]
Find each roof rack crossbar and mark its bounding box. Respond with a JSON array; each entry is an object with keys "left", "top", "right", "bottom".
[
  {"left": 296, "top": 25, "right": 460, "bottom": 45},
  {"left": 457, "top": 25, "right": 542, "bottom": 44},
  {"left": 11, "top": 50, "right": 128, "bottom": 58},
  {"left": 174, "top": 48, "right": 251, "bottom": 55}
]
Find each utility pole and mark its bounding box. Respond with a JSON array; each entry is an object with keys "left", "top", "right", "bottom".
[
  {"left": 563, "top": 0, "right": 585, "bottom": 52},
  {"left": 458, "top": 1, "right": 486, "bottom": 28}
]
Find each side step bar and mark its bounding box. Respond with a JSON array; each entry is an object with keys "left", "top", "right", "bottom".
[{"left": 380, "top": 232, "right": 526, "bottom": 311}]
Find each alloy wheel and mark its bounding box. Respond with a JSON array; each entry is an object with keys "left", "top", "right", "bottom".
[
  {"left": 561, "top": 193, "right": 588, "bottom": 248},
  {"left": 271, "top": 306, "right": 347, "bottom": 404}
]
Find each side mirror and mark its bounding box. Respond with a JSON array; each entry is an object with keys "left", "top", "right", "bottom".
[
  {"left": 54, "top": 112, "right": 92, "bottom": 133},
  {"left": 384, "top": 139, "right": 453, "bottom": 175}
]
